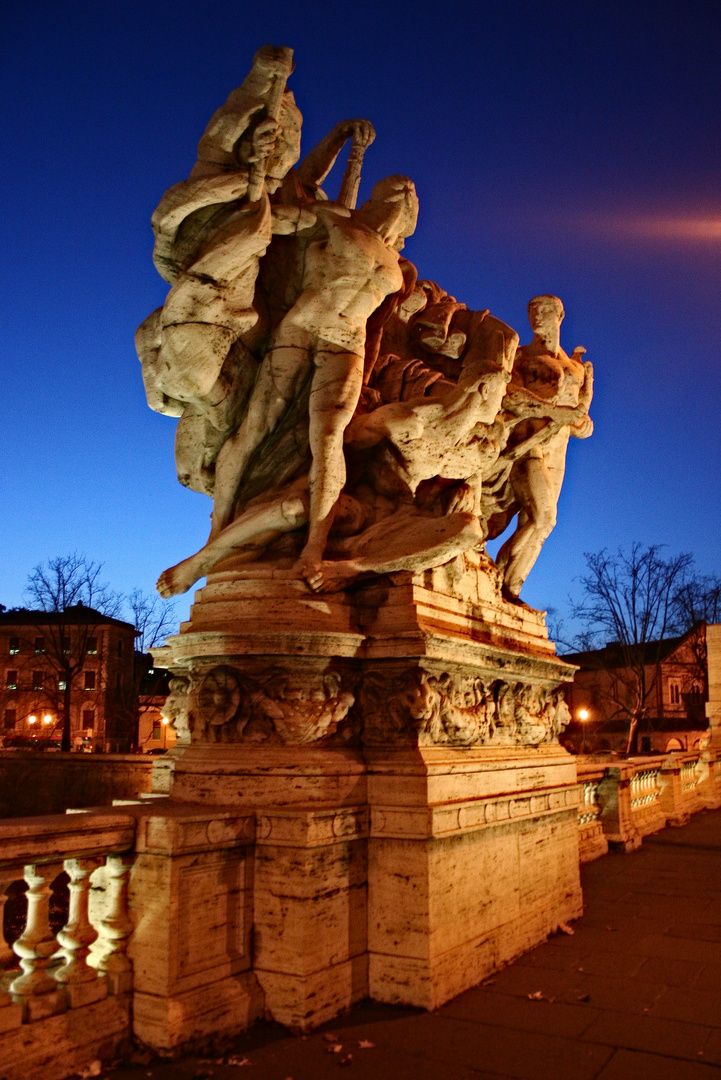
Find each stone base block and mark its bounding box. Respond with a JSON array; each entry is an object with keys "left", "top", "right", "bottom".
[
  {"left": 253, "top": 804, "right": 369, "bottom": 1029},
  {"left": 256, "top": 954, "right": 368, "bottom": 1030},
  {"left": 155, "top": 745, "right": 367, "bottom": 808},
  {"left": 62, "top": 975, "right": 108, "bottom": 1009},
  {"left": 607, "top": 833, "right": 642, "bottom": 853},
  {"left": 0, "top": 997, "right": 23, "bottom": 1033},
  {"left": 366, "top": 747, "right": 582, "bottom": 1010},
  {"left": 133, "top": 971, "right": 264, "bottom": 1052},
  {"left": 370, "top": 895, "right": 579, "bottom": 1010},
  {"left": 0, "top": 996, "right": 129, "bottom": 1080},
  {"left": 15, "top": 987, "right": 68, "bottom": 1022},
  {"left": 578, "top": 825, "right": 609, "bottom": 863},
  {"left": 105, "top": 969, "right": 133, "bottom": 996}
]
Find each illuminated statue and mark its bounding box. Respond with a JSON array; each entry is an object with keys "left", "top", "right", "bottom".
[{"left": 141, "top": 52, "right": 592, "bottom": 604}]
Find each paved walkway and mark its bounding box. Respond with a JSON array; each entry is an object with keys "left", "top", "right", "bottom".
[{"left": 113, "top": 808, "right": 721, "bottom": 1080}]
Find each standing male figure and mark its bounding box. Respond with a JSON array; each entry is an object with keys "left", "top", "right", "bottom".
[
  {"left": 208, "top": 175, "right": 419, "bottom": 583},
  {"left": 495, "top": 295, "right": 593, "bottom": 600}
]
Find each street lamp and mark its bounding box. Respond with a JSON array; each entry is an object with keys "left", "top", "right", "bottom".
[
  {"left": 42, "top": 714, "right": 52, "bottom": 726},
  {"left": 578, "top": 708, "right": 590, "bottom": 754},
  {"left": 161, "top": 715, "right": 169, "bottom": 750}
]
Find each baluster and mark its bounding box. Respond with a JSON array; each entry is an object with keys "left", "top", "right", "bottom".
[
  {"left": 0, "top": 872, "right": 19, "bottom": 969},
  {"left": 54, "top": 858, "right": 100, "bottom": 984},
  {"left": 91, "top": 854, "right": 133, "bottom": 994},
  {"left": 10, "top": 863, "right": 61, "bottom": 1001}
]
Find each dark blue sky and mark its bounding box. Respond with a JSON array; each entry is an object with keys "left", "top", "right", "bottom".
[{"left": 2, "top": 0, "right": 720, "bottom": 625}]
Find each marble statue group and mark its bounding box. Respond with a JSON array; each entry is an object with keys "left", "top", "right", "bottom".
[{"left": 138, "top": 46, "right": 593, "bottom": 604}]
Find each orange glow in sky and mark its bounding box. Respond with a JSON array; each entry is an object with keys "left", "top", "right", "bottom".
[{"left": 594, "top": 215, "right": 721, "bottom": 242}]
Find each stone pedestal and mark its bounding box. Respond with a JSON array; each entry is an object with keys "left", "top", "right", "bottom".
[
  {"left": 706, "top": 624, "right": 721, "bottom": 751},
  {"left": 366, "top": 745, "right": 580, "bottom": 1008},
  {"left": 150, "top": 555, "right": 581, "bottom": 1030},
  {"left": 126, "top": 804, "right": 261, "bottom": 1050}
]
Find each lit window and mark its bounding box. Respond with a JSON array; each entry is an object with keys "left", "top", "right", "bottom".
[
  {"left": 9, "top": 638, "right": 19, "bottom": 655},
  {"left": 59, "top": 679, "right": 66, "bottom": 691},
  {"left": 34, "top": 637, "right": 45, "bottom": 654},
  {"left": 82, "top": 710, "right": 95, "bottom": 730},
  {"left": 86, "top": 637, "right": 98, "bottom": 655},
  {"left": 4, "top": 709, "right": 16, "bottom": 729},
  {"left": 32, "top": 671, "right": 44, "bottom": 690},
  {"left": 6, "top": 670, "right": 18, "bottom": 690},
  {"left": 84, "top": 671, "right": 96, "bottom": 691}
]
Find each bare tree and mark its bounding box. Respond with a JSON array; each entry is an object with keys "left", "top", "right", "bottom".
[
  {"left": 23, "top": 554, "right": 126, "bottom": 751},
  {"left": 114, "top": 590, "right": 177, "bottom": 750},
  {"left": 671, "top": 573, "right": 721, "bottom": 701},
  {"left": 570, "top": 544, "right": 693, "bottom": 756}
]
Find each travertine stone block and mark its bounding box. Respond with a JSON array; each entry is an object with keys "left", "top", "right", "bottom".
[
  {"left": 133, "top": 972, "right": 263, "bottom": 1052},
  {"left": 0, "top": 995, "right": 23, "bottom": 1033},
  {"left": 64, "top": 976, "right": 108, "bottom": 1009},
  {"left": 366, "top": 746, "right": 581, "bottom": 1009},
  {"left": 253, "top": 805, "right": 368, "bottom": 1028},
  {"left": 0, "top": 995, "right": 129, "bottom": 1080},
  {"left": 156, "top": 745, "right": 367, "bottom": 808},
  {"left": 126, "top": 804, "right": 258, "bottom": 1049},
  {"left": 257, "top": 956, "right": 368, "bottom": 1031},
  {"left": 706, "top": 625, "right": 721, "bottom": 750},
  {"left": 20, "top": 987, "right": 68, "bottom": 1022}
]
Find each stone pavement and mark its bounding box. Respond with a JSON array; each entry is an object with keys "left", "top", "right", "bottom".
[{"left": 111, "top": 807, "right": 721, "bottom": 1080}]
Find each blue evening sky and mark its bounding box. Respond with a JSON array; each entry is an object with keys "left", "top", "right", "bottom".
[{"left": 2, "top": 0, "right": 719, "bottom": 629}]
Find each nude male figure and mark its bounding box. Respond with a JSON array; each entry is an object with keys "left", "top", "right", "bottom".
[
  {"left": 157, "top": 319, "right": 507, "bottom": 598},
  {"left": 495, "top": 295, "right": 593, "bottom": 599},
  {"left": 208, "top": 175, "right": 419, "bottom": 583}
]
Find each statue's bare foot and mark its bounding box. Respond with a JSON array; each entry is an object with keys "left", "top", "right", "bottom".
[
  {"left": 157, "top": 555, "right": 206, "bottom": 598},
  {"left": 305, "top": 559, "right": 360, "bottom": 594},
  {"left": 293, "top": 552, "right": 324, "bottom": 591}
]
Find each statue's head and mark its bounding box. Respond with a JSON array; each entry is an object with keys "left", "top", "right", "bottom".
[
  {"left": 265, "top": 91, "right": 303, "bottom": 191},
  {"left": 473, "top": 370, "right": 508, "bottom": 425},
  {"left": 528, "top": 295, "right": 564, "bottom": 333},
  {"left": 361, "top": 175, "right": 419, "bottom": 249}
]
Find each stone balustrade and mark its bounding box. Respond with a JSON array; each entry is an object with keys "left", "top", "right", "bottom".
[
  {"left": 0, "top": 800, "right": 259, "bottom": 1079},
  {"left": 576, "top": 749, "right": 721, "bottom": 861},
  {"left": 0, "top": 810, "right": 136, "bottom": 1079}
]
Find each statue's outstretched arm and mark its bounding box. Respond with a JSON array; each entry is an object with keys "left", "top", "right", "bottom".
[{"left": 296, "top": 119, "right": 375, "bottom": 191}]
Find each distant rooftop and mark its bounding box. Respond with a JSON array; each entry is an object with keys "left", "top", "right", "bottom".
[{"left": 0, "top": 604, "right": 136, "bottom": 633}]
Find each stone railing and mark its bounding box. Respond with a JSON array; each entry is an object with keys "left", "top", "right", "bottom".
[
  {"left": 0, "top": 800, "right": 258, "bottom": 1080},
  {"left": 576, "top": 764, "right": 608, "bottom": 862},
  {"left": 0, "top": 810, "right": 136, "bottom": 1080},
  {"left": 576, "top": 748, "right": 721, "bottom": 861},
  {"left": 0, "top": 752, "right": 155, "bottom": 818}
]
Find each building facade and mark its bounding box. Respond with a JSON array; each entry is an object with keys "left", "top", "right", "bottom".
[
  {"left": 0, "top": 606, "right": 138, "bottom": 751},
  {"left": 562, "top": 623, "right": 717, "bottom": 754}
]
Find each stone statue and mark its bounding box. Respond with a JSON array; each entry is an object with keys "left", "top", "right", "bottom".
[
  {"left": 141, "top": 51, "right": 592, "bottom": 606},
  {"left": 136, "top": 51, "right": 588, "bottom": 1037},
  {"left": 485, "top": 295, "right": 593, "bottom": 601}
]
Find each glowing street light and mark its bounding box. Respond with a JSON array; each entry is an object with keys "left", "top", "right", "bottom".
[
  {"left": 161, "top": 715, "right": 169, "bottom": 749},
  {"left": 43, "top": 714, "right": 53, "bottom": 725},
  {"left": 578, "top": 708, "right": 591, "bottom": 753},
  {"left": 579, "top": 708, "right": 589, "bottom": 721},
  {"left": 28, "top": 714, "right": 37, "bottom": 725}
]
